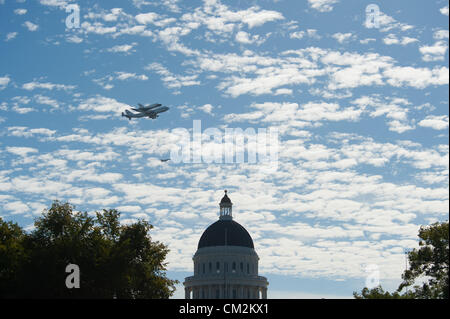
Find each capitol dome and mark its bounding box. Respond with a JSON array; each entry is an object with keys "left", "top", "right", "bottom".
[
  {"left": 198, "top": 219, "right": 254, "bottom": 249},
  {"left": 184, "top": 190, "right": 268, "bottom": 299}
]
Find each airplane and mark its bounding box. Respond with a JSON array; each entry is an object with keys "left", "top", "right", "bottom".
[
  {"left": 160, "top": 159, "right": 170, "bottom": 162},
  {"left": 131, "top": 103, "right": 162, "bottom": 112},
  {"left": 122, "top": 103, "right": 169, "bottom": 120}
]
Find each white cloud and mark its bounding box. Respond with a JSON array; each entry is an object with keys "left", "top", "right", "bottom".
[
  {"left": 440, "top": 5, "right": 449, "bottom": 16},
  {"left": 235, "top": 31, "right": 260, "bottom": 44},
  {"left": 93, "top": 72, "right": 148, "bottom": 89},
  {"left": 418, "top": 115, "right": 449, "bottom": 130},
  {"left": 12, "top": 106, "right": 36, "bottom": 114},
  {"left": 22, "top": 81, "right": 76, "bottom": 91},
  {"left": 34, "top": 95, "right": 59, "bottom": 108},
  {"left": 3, "top": 201, "right": 30, "bottom": 215},
  {"left": 308, "top": 0, "right": 339, "bottom": 12},
  {"left": 306, "top": 29, "right": 321, "bottom": 39},
  {"left": 290, "top": 31, "right": 304, "bottom": 39},
  {"left": 6, "top": 147, "right": 39, "bottom": 157},
  {"left": 5, "top": 32, "right": 18, "bottom": 41},
  {"left": 81, "top": 21, "right": 117, "bottom": 35},
  {"left": 384, "top": 66, "right": 449, "bottom": 88},
  {"left": 23, "top": 21, "right": 39, "bottom": 32},
  {"left": 66, "top": 35, "right": 83, "bottom": 43},
  {"left": 192, "top": 48, "right": 449, "bottom": 98},
  {"left": 0, "top": 75, "right": 10, "bottom": 90},
  {"left": 400, "top": 37, "right": 419, "bottom": 45},
  {"left": 146, "top": 63, "right": 200, "bottom": 89},
  {"left": 275, "top": 88, "right": 293, "bottom": 95},
  {"left": 181, "top": 1, "right": 283, "bottom": 38},
  {"left": 135, "top": 12, "right": 160, "bottom": 24},
  {"left": 115, "top": 72, "right": 148, "bottom": 81},
  {"left": 352, "top": 95, "right": 415, "bottom": 134},
  {"left": 360, "top": 38, "right": 376, "bottom": 44},
  {"left": 14, "top": 8, "right": 27, "bottom": 15},
  {"left": 419, "top": 41, "right": 448, "bottom": 62},
  {"left": 332, "top": 32, "right": 354, "bottom": 44},
  {"left": 240, "top": 7, "right": 284, "bottom": 28},
  {"left": 77, "top": 96, "right": 130, "bottom": 114},
  {"left": 323, "top": 51, "right": 391, "bottom": 90},
  {"left": 107, "top": 43, "right": 137, "bottom": 54},
  {"left": 434, "top": 29, "right": 449, "bottom": 40},
  {"left": 39, "top": 0, "right": 71, "bottom": 7},
  {"left": 198, "top": 104, "right": 214, "bottom": 115},
  {"left": 7, "top": 126, "right": 56, "bottom": 138},
  {"left": 383, "top": 34, "right": 418, "bottom": 46},
  {"left": 225, "top": 101, "right": 361, "bottom": 125}
]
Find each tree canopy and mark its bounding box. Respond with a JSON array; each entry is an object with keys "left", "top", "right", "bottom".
[
  {"left": 0, "top": 201, "right": 178, "bottom": 298},
  {"left": 354, "top": 221, "right": 449, "bottom": 299}
]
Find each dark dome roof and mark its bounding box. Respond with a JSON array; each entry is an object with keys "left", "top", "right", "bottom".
[{"left": 198, "top": 219, "right": 254, "bottom": 249}]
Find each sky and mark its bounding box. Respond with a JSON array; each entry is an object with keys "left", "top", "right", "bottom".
[{"left": 0, "top": 0, "right": 449, "bottom": 299}]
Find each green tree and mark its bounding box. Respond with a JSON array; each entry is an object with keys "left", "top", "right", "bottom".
[
  {"left": 0, "top": 201, "right": 178, "bottom": 298},
  {"left": 353, "top": 286, "right": 414, "bottom": 299},
  {"left": 398, "top": 221, "right": 449, "bottom": 299},
  {"left": 0, "top": 218, "right": 26, "bottom": 296},
  {"left": 354, "top": 221, "right": 449, "bottom": 299}
]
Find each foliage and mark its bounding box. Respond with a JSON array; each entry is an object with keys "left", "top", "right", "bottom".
[
  {"left": 353, "top": 286, "right": 414, "bottom": 299},
  {"left": 398, "top": 221, "right": 449, "bottom": 299},
  {"left": 0, "top": 201, "right": 178, "bottom": 298},
  {"left": 354, "top": 221, "right": 448, "bottom": 299}
]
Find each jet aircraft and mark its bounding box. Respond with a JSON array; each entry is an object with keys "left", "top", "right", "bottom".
[{"left": 122, "top": 103, "right": 169, "bottom": 120}]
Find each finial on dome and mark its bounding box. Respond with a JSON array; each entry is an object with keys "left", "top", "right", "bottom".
[{"left": 219, "top": 190, "right": 232, "bottom": 220}]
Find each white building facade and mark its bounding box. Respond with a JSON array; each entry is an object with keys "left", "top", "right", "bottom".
[{"left": 184, "top": 191, "right": 269, "bottom": 299}]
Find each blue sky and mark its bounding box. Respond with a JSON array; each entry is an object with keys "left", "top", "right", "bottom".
[{"left": 0, "top": 0, "right": 448, "bottom": 298}]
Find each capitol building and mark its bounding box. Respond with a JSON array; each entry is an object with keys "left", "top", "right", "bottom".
[{"left": 184, "top": 191, "right": 269, "bottom": 299}]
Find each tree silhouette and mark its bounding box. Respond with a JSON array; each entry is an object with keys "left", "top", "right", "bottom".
[
  {"left": 354, "top": 221, "right": 449, "bottom": 299},
  {"left": 0, "top": 201, "right": 178, "bottom": 298}
]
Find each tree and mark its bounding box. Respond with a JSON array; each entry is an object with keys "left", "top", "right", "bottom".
[
  {"left": 0, "top": 218, "right": 26, "bottom": 296},
  {"left": 398, "top": 221, "right": 449, "bottom": 299},
  {"left": 354, "top": 221, "right": 449, "bottom": 299},
  {"left": 0, "top": 201, "right": 178, "bottom": 298},
  {"left": 353, "top": 286, "right": 414, "bottom": 299}
]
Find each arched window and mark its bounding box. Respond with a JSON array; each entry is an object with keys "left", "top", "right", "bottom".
[
  {"left": 232, "top": 262, "right": 236, "bottom": 273},
  {"left": 209, "top": 262, "right": 212, "bottom": 273},
  {"left": 216, "top": 261, "right": 220, "bottom": 273},
  {"left": 202, "top": 263, "right": 205, "bottom": 274},
  {"left": 240, "top": 262, "right": 243, "bottom": 272},
  {"left": 247, "top": 263, "right": 249, "bottom": 274}
]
